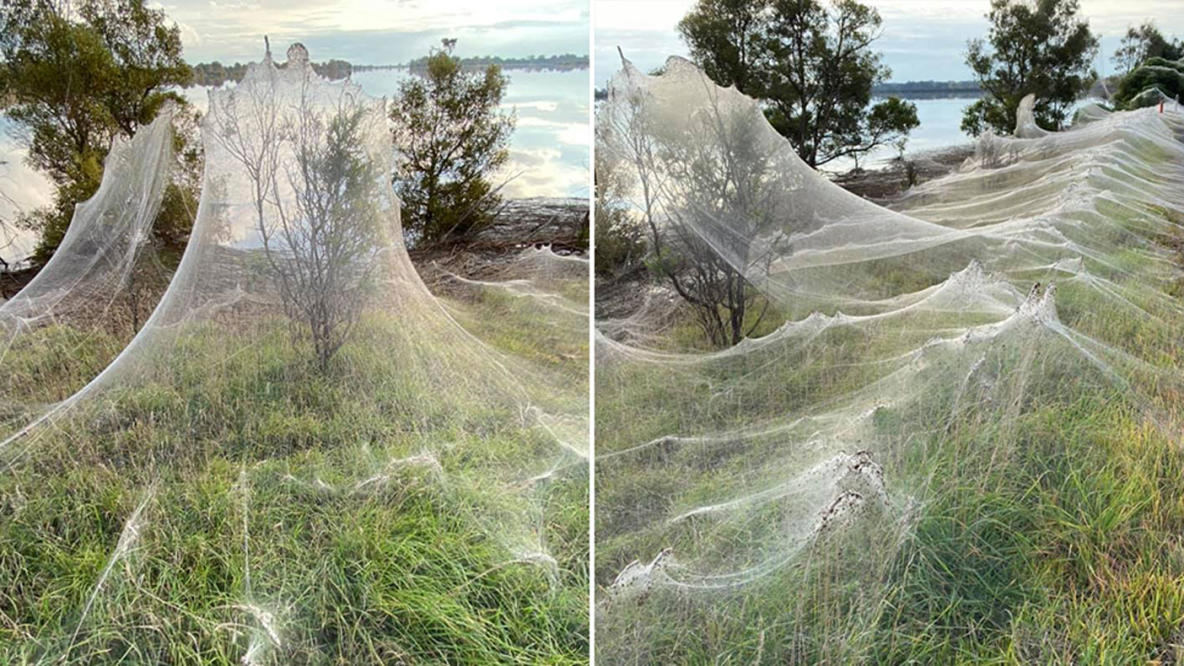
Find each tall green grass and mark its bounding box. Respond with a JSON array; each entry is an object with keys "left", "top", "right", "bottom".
[
  {"left": 0, "top": 292, "right": 588, "bottom": 664},
  {"left": 595, "top": 199, "right": 1184, "bottom": 663}
]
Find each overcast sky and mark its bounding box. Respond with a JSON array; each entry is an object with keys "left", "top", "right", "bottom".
[
  {"left": 594, "top": 0, "right": 1184, "bottom": 86},
  {"left": 158, "top": 0, "right": 589, "bottom": 64}
]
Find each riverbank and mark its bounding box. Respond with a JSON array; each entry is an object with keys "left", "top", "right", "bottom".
[
  {"left": 829, "top": 144, "right": 974, "bottom": 201},
  {"left": 2, "top": 197, "right": 589, "bottom": 301}
]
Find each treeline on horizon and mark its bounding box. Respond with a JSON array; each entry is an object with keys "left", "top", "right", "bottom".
[
  {"left": 872, "top": 79, "right": 982, "bottom": 95},
  {"left": 400, "top": 53, "right": 588, "bottom": 72},
  {"left": 189, "top": 59, "right": 353, "bottom": 86},
  {"left": 189, "top": 53, "right": 588, "bottom": 87}
]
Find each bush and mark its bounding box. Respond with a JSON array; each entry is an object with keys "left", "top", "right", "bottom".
[{"left": 1113, "top": 57, "right": 1184, "bottom": 109}]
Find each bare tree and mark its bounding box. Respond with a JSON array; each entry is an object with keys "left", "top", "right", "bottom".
[
  {"left": 214, "top": 52, "right": 385, "bottom": 370},
  {"left": 602, "top": 66, "right": 785, "bottom": 347}
]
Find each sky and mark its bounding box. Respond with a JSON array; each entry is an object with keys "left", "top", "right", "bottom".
[
  {"left": 593, "top": 0, "right": 1184, "bottom": 86},
  {"left": 157, "top": 0, "right": 590, "bottom": 64}
]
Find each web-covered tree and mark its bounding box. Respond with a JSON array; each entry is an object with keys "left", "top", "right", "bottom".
[
  {"left": 1112, "top": 57, "right": 1184, "bottom": 110},
  {"left": 390, "top": 39, "right": 515, "bottom": 245},
  {"left": 1113, "top": 22, "right": 1183, "bottom": 76},
  {"left": 0, "top": 0, "right": 194, "bottom": 263},
  {"left": 602, "top": 72, "right": 785, "bottom": 347},
  {"left": 960, "top": 0, "right": 1098, "bottom": 137},
  {"left": 213, "top": 45, "right": 386, "bottom": 371},
  {"left": 268, "top": 105, "right": 385, "bottom": 370},
  {"left": 677, "top": 0, "right": 919, "bottom": 168}
]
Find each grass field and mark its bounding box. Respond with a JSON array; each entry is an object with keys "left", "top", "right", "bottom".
[
  {"left": 594, "top": 120, "right": 1184, "bottom": 663},
  {"left": 0, "top": 282, "right": 589, "bottom": 665}
]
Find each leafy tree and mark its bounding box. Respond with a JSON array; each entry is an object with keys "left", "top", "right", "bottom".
[
  {"left": 0, "top": 0, "right": 193, "bottom": 263},
  {"left": 677, "top": 0, "right": 919, "bottom": 168},
  {"left": 961, "top": 0, "right": 1099, "bottom": 137},
  {"left": 1113, "top": 22, "right": 1183, "bottom": 75},
  {"left": 677, "top": 0, "right": 769, "bottom": 95},
  {"left": 311, "top": 59, "right": 352, "bottom": 80},
  {"left": 77, "top": 0, "right": 191, "bottom": 136},
  {"left": 602, "top": 75, "right": 785, "bottom": 347},
  {"left": 390, "top": 39, "right": 515, "bottom": 245}
]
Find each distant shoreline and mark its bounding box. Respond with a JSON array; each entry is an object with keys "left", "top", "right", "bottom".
[
  {"left": 873, "top": 90, "right": 985, "bottom": 100},
  {"left": 873, "top": 80, "right": 983, "bottom": 97},
  {"left": 395, "top": 53, "right": 589, "bottom": 73},
  {"left": 359, "top": 63, "right": 590, "bottom": 73},
  {"left": 186, "top": 55, "right": 588, "bottom": 87}
]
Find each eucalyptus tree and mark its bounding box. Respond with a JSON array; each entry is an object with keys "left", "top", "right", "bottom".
[
  {"left": 678, "top": 0, "right": 919, "bottom": 168},
  {"left": 961, "top": 0, "right": 1098, "bottom": 136}
]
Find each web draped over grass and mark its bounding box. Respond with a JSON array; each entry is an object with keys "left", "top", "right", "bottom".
[
  {"left": 0, "top": 46, "right": 588, "bottom": 664},
  {"left": 596, "top": 56, "right": 1184, "bottom": 663},
  {"left": 0, "top": 109, "right": 176, "bottom": 443}
]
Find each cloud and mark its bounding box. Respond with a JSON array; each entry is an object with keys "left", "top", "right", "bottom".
[
  {"left": 499, "top": 150, "right": 588, "bottom": 199},
  {"left": 556, "top": 123, "right": 589, "bottom": 146},
  {"left": 164, "top": 0, "right": 588, "bottom": 63},
  {"left": 517, "top": 116, "right": 588, "bottom": 139},
  {"left": 514, "top": 101, "right": 561, "bottom": 113}
]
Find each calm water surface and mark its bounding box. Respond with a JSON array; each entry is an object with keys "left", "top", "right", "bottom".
[
  {"left": 825, "top": 96, "right": 978, "bottom": 172},
  {"left": 1, "top": 68, "right": 589, "bottom": 259}
]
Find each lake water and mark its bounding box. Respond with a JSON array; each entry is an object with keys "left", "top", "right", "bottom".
[
  {"left": 824, "top": 96, "right": 978, "bottom": 173},
  {"left": 0, "top": 92, "right": 1072, "bottom": 260},
  {"left": 0, "top": 67, "right": 589, "bottom": 260},
  {"left": 350, "top": 69, "right": 590, "bottom": 201},
  {"left": 830, "top": 96, "right": 1111, "bottom": 172}
]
